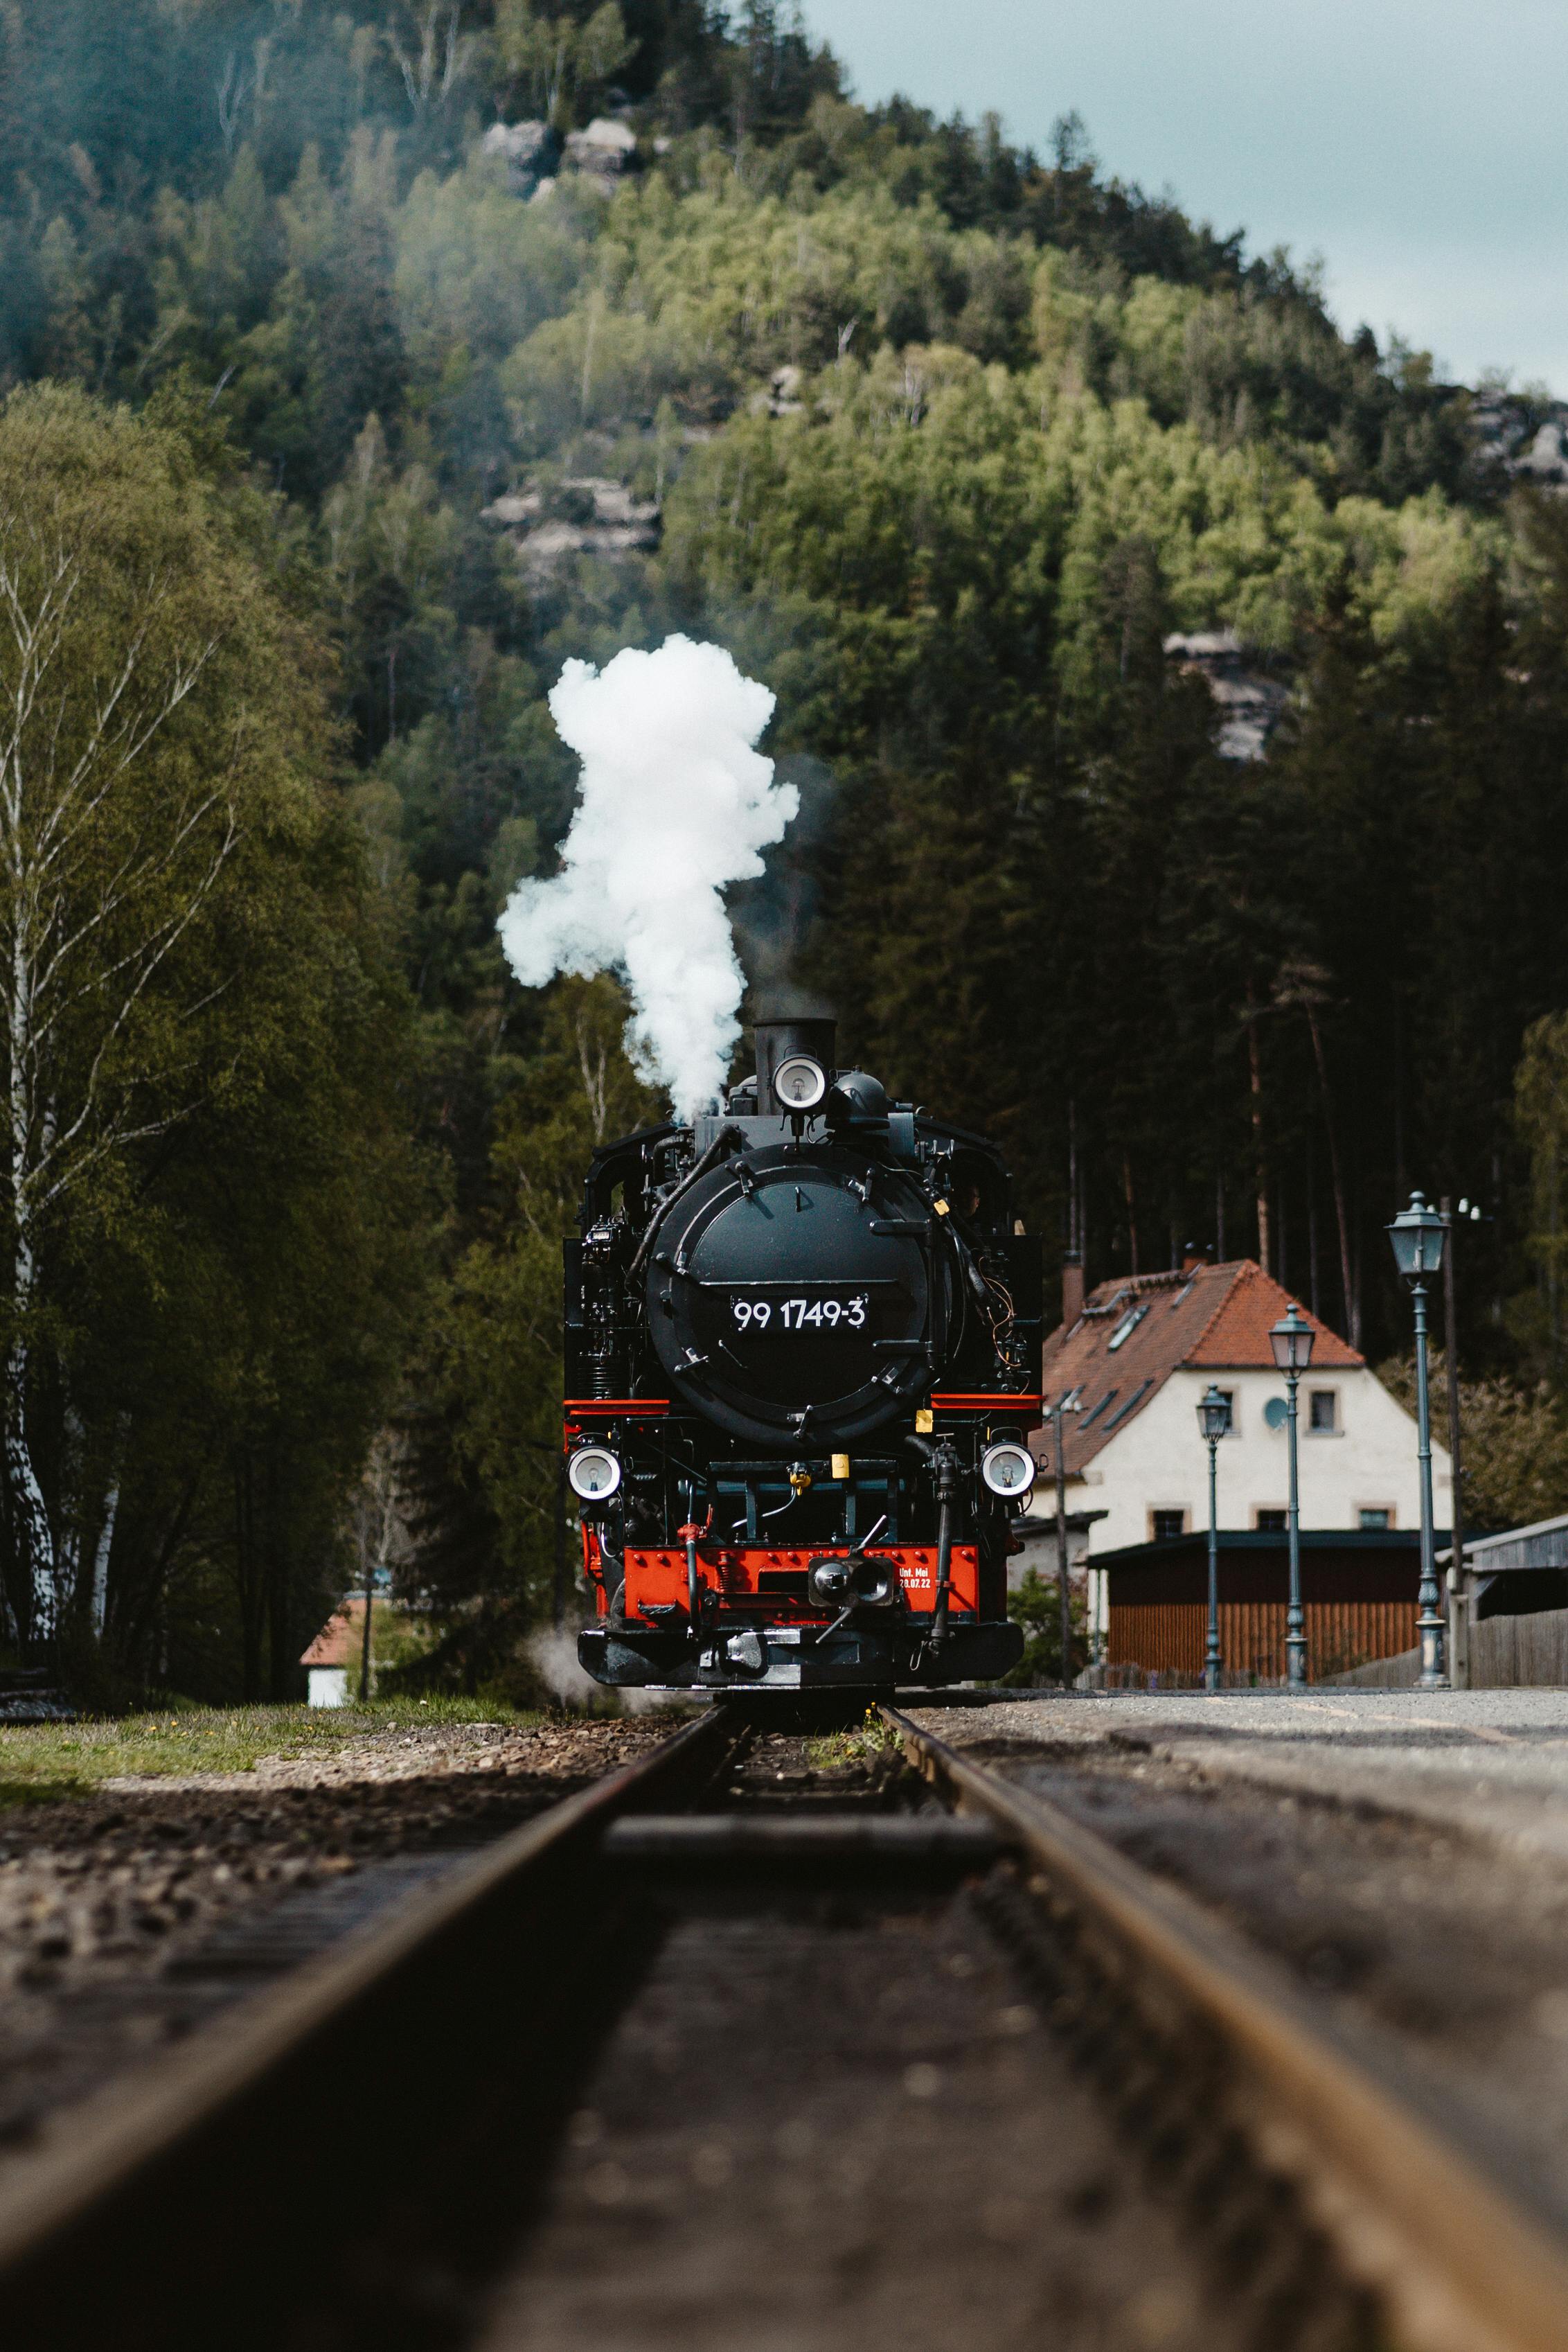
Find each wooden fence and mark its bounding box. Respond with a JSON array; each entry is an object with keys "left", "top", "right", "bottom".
[
  {"left": 1328, "top": 1606, "right": 1568, "bottom": 1687},
  {"left": 1108, "top": 1598, "right": 1418, "bottom": 1686}
]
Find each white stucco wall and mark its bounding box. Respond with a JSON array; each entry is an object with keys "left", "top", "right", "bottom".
[
  {"left": 1006, "top": 1517, "right": 1098, "bottom": 1594},
  {"left": 1055, "top": 1365, "right": 1451, "bottom": 1554}
]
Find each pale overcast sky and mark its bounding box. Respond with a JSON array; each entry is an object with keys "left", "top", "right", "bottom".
[{"left": 802, "top": 0, "right": 1568, "bottom": 395}]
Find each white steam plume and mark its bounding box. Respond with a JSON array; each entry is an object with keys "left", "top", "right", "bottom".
[{"left": 498, "top": 636, "right": 797, "bottom": 1115}]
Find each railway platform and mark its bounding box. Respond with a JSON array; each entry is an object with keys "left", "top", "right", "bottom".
[{"left": 919, "top": 1686, "right": 1568, "bottom": 1861}]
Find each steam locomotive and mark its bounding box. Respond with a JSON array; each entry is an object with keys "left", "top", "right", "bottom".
[{"left": 567, "top": 1020, "right": 1040, "bottom": 1694}]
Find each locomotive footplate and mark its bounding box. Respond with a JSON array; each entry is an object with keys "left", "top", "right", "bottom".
[{"left": 577, "top": 1617, "right": 1024, "bottom": 1692}]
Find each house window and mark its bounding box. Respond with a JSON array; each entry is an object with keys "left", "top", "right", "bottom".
[
  {"left": 1151, "top": 1510, "right": 1186, "bottom": 1541},
  {"left": 1309, "top": 1390, "right": 1337, "bottom": 1433},
  {"left": 1255, "top": 1507, "right": 1288, "bottom": 1532},
  {"left": 1103, "top": 1379, "right": 1153, "bottom": 1429},
  {"left": 1359, "top": 1507, "right": 1393, "bottom": 1530},
  {"left": 1107, "top": 1304, "right": 1148, "bottom": 1352}
]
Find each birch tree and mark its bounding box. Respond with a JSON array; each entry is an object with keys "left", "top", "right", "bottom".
[
  {"left": 0, "top": 384, "right": 326, "bottom": 1643},
  {"left": 492, "top": 1, "right": 634, "bottom": 123},
  {"left": 350, "top": 1426, "right": 416, "bottom": 1696}
]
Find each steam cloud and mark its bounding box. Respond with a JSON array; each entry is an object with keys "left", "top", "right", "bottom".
[
  {"left": 524, "top": 1626, "right": 663, "bottom": 1714},
  {"left": 499, "top": 636, "right": 797, "bottom": 1115}
]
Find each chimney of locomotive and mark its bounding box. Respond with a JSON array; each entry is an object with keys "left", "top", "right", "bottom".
[{"left": 754, "top": 1016, "right": 837, "bottom": 1114}]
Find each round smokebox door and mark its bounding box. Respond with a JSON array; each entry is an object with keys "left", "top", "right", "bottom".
[{"left": 647, "top": 1153, "right": 936, "bottom": 1444}]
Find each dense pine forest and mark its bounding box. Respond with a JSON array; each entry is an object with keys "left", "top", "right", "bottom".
[{"left": 5, "top": 0, "right": 1568, "bottom": 1697}]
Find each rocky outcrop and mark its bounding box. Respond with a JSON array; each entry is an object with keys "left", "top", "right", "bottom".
[
  {"left": 481, "top": 114, "right": 637, "bottom": 202},
  {"left": 564, "top": 117, "right": 636, "bottom": 185},
  {"left": 1470, "top": 389, "right": 1568, "bottom": 490},
  {"left": 1164, "top": 628, "right": 1289, "bottom": 762},
  {"left": 480, "top": 118, "right": 555, "bottom": 194},
  {"left": 481, "top": 477, "right": 659, "bottom": 574}
]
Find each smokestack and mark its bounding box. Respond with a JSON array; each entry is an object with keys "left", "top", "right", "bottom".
[
  {"left": 754, "top": 1016, "right": 837, "bottom": 1113},
  {"left": 497, "top": 637, "right": 797, "bottom": 1117},
  {"left": 1060, "top": 1250, "right": 1085, "bottom": 1329}
]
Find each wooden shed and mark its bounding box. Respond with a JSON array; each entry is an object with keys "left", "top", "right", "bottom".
[{"left": 1102, "top": 1530, "right": 1438, "bottom": 1684}]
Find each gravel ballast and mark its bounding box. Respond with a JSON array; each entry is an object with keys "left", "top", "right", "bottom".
[
  {"left": 0, "top": 1715, "right": 668, "bottom": 2182},
  {"left": 916, "top": 1692, "right": 1568, "bottom": 2230}
]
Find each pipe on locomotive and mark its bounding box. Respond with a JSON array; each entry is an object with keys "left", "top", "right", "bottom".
[
  {"left": 905, "top": 1433, "right": 960, "bottom": 1656},
  {"left": 626, "top": 1120, "right": 745, "bottom": 1288}
]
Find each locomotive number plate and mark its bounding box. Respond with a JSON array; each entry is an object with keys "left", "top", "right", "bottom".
[{"left": 730, "top": 1293, "right": 868, "bottom": 1332}]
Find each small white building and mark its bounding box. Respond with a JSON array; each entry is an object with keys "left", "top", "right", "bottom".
[
  {"left": 300, "top": 1599, "right": 366, "bottom": 1708},
  {"left": 1030, "top": 1259, "right": 1451, "bottom": 1654}
]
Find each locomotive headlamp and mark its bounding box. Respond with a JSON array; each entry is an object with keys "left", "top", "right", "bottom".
[
  {"left": 772, "top": 1054, "right": 827, "bottom": 1112},
  {"left": 981, "top": 1441, "right": 1036, "bottom": 1501},
  {"left": 567, "top": 1445, "right": 622, "bottom": 1503}
]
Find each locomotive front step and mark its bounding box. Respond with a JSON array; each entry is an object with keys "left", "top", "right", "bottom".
[{"left": 577, "top": 1617, "right": 1024, "bottom": 1691}]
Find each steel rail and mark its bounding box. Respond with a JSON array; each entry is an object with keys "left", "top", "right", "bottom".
[
  {"left": 0, "top": 1707, "right": 732, "bottom": 2349},
  {"left": 884, "top": 1704, "right": 1568, "bottom": 2352}
]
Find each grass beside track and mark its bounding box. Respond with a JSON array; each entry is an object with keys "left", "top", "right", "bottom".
[
  {"left": 0, "top": 1697, "right": 544, "bottom": 1804},
  {"left": 803, "top": 1711, "right": 902, "bottom": 1772}
]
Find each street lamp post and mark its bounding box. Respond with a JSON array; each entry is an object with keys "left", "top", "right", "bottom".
[
  {"left": 1388, "top": 1192, "right": 1449, "bottom": 1690},
  {"left": 1046, "top": 1396, "right": 1080, "bottom": 1687},
  {"left": 1269, "top": 1302, "right": 1316, "bottom": 1687},
  {"left": 1197, "top": 1383, "right": 1232, "bottom": 1692},
  {"left": 1441, "top": 1196, "right": 1465, "bottom": 1686}
]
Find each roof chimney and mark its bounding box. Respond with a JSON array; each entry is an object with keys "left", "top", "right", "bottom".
[
  {"left": 1060, "top": 1250, "right": 1084, "bottom": 1328},
  {"left": 1181, "top": 1241, "right": 1212, "bottom": 1275}
]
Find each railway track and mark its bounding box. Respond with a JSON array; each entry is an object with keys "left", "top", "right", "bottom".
[
  {"left": 0, "top": 1701, "right": 1565, "bottom": 2350},
  {"left": 887, "top": 1706, "right": 1568, "bottom": 2352}
]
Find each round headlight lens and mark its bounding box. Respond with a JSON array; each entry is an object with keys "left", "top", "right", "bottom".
[
  {"left": 981, "top": 1440, "right": 1036, "bottom": 1500},
  {"left": 773, "top": 1054, "right": 827, "bottom": 1111},
  {"left": 567, "top": 1445, "right": 622, "bottom": 1502}
]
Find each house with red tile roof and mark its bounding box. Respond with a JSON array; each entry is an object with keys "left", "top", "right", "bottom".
[
  {"left": 1028, "top": 1259, "right": 1451, "bottom": 1656},
  {"left": 300, "top": 1598, "right": 367, "bottom": 1708}
]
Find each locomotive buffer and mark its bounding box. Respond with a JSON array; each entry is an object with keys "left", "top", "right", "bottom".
[{"left": 564, "top": 1020, "right": 1041, "bottom": 1693}]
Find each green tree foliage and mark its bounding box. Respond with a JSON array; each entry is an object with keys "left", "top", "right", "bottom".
[
  {"left": 493, "top": 0, "right": 636, "bottom": 123},
  {"left": 0, "top": 383, "right": 425, "bottom": 1688},
  {"left": 1379, "top": 1354, "right": 1568, "bottom": 1537},
  {"left": 1001, "top": 1566, "right": 1087, "bottom": 1688},
  {"left": 1513, "top": 1009, "right": 1568, "bottom": 1376},
  {"left": 416, "top": 975, "right": 659, "bottom": 1683}
]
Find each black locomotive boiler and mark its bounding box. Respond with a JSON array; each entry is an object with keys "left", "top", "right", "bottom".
[{"left": 567, "top": 1020, "right": 1041, "bottom": 1693}]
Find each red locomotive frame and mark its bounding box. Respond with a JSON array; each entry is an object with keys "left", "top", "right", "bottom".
[{"left": 568, "top": 1392, "right": 1037, "bottom": 1640}]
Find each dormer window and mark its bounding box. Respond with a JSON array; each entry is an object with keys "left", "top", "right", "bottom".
[{"left": 1107, "top": 1304, "right": 1148, "bottom": 1352}]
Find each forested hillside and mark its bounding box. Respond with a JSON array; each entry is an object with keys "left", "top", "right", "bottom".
[{"left": 4, "top": 0, "right": 1568, "bottom": 1694}]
